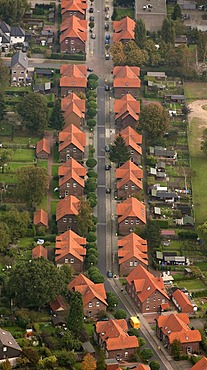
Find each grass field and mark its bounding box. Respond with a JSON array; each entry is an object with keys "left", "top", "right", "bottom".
[
  {"left": 116, "top": 8, "right": 134, "bottom": 19},
  {"left": 13, "top": 149, "right": 35, "bottom": 162},
  {"left": 184, "top": 82, "right": 207, "bottom": 101},
  {"left": 50, "top": 200, "right": 58, "bottom": 215},
  {"left": 175, "top": 279, "right": 206, "bottom": 291},
  {"left": 188, "top": 116, "right": 207, "bottom": 224}
]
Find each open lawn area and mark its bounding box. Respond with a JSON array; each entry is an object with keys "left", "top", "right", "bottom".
[
  {"left": 13, "top": 149, "right": 35, "bottom": 162},
  {"left": 50, "top": 200, "right": 58, "bottom": 215},
  {"left": 175, "top": 278, "right": 206, "bottom": 291},
  {"left": 116, "top": 7, "right": 134, "bottom": 19},
  {"left": 184, "top": 82, "right": 207, "bottom": 101},
  {"left": 188, "top": 116, "right": 207, "bottom": 225}
]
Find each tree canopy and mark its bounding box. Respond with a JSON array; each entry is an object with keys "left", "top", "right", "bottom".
[
  {"left": 68, "top": 291, "right": 84, "bottom": 337},
  {"left": 16, "top": 166, "right": 48, "bottom": 208},
  {"left": 82, "top": 353, "right": 96, "bottom": 370},
  {"left": 0, "top": 93, "right": 6, "bottom": 120},
  {"left": 77, "top": 197, "right": 94, "bottom": 237},
  {"left": 140, "top": 103, "right": 170, "bottom": 138},
  {"left": 161, "top": 18, "right": 175, "bottom": 44},
  {"left": 0, "top": 149, "right": 13, "bottom": 173},
  {"left": 0, "top": 208, "right": 31, "bottom": 243},
  {"left": 0, "top": 0, "right": 29, "bottom": 24},
  {"left": 109, "top": 134, "right": 130, "bottom": 167},
  {"left": 8, "top": 258, "right": 68, "bottom": 309},
  {"left": 171, "top": 4, "right": 182, "bottom": 20},
  {"left": 17, "top": 92, "right": 48, "bottom": 134},
  {"left": 134, "top": 19, "right": 147, "bottom": 49},
  {"left": 49, "top": 98, "right": 65, "bottom": 130}
]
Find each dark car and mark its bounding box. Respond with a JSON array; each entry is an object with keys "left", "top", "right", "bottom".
[
  {"left": 89, "top": 16, "right": 94, "bottom": 21},
  {"left": 105, "top": 23, "right": 109, "bottom": 31},
  {"left": 105, "top": 164, "right": 111, "bottom": 170},
  {"left": 105, "top": 34, "right": 110, "bottom": 40},
  {"left": 105, "top": 39, "right": 110, "bottom": 45},
  {"left": 105, "top": 85, "right": 110, "bottom": 91},
  {"left": 89, "top": 7, "right": 94, "bottom": 13},
  {"left": 107, "top": 271, "right": 113, "bottom": 278},
  {"left": 87, "top": 67, "right": 93, "bottom": 72},
  {"left": 105, "top": 144, "right": 110, "bottom": 152}
]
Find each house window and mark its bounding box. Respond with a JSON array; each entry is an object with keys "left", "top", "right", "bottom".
[
  {"left": 162, "top": 299, "right": 165, "bottom": 304},
  {"left": 124, "top": 352, "right": 128, "bottom": 358},
  {"left": 131, "top": 185, "right": 135, "bottom": 190},
  {"left": 130, "top": 220, "right": 134, "bottom": 224},
  {"left": 71, "top": 40, "right": 74, "bottom": 44},
  {"left": 69, "top": 218, "right": 72, "bottom": 223},
  {"left": 73, "top": 147, "right": 77, "bottom": 152},
  {"left": 67, "top": 183, "right": 70, "bottom": 188},
  {"left": 154, "top": 297, "right": 156, "bottom": 301},
  {"left": 125, "top": 184, "right": 128, "bottom": 189},
  {"left": 3, "top": 347, "right": 7, "bottom": 352},
  {"left": 70, "top": 258, "right": 74, "bottom": 264},
  {"left": 125, "top": 219, "right": 129, "bottom": 224},
  {"left": 134, "top": 261, "right": 138, "bottom": 266},
  {"left": 147, "top": 298, "right": 150, "bottom": 303},
  {"left": 158, "top": 298, "right": 160, "bottom": 301},
  {"left": 130, "top": 261, "right": 133, "bottom": 267},
  {"left": 65, "top": 39, "right": 68, "bottom": 44},
  {"left": 65, "top": 258, "right": 68, "bottom": 263},
  {"left": 70, "top": 12, "right": 73, "bottom": 15},
  {"left": 153, "top": 305, "right": 156, "bottom": 309},
  {"left": 136, "top": 220, "right": 140, "bottom": 224},
  {"left": 187, "top": 347, "right": 191, "bottom": 353},
  {"left": 66, "top": 154, "right": 70, "bottom": 160},
  {"left": 67, "top": 148, "right": 70, "bottom": 153},
  {"left": 89, "top": 302, "right": 92, "bottom": 307},
  {"left": 73, "top": 182, "right": 77, "bottom": 188},
  {"left": 146, "top": 305, "right": 150, "bottom": 310},
  {"left": 131, "top": 150, "right": 134, "bottom": 154},
  {"left": 63, "top": 217, "right": 67, "bottom": 223},
  {"left": 13, "top": 71, "right": 16, "bottom": 74},
  {"left": 65, "top": 190, "right": 69, "bottom": 196},
  {"left": 21, "top": 71, "right": 24, "bottom": 74},
  {"left": 96, "top": 301, "right": 100, "bottom": 307}
]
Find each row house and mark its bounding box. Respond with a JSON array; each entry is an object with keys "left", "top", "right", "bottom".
[
  {"left": 114, "top": 94, "right": 140, "bottom": 130},
  {"left": 61, "top": 92, "right": 86, "bottom": 128},
  {"left": 60, "top": 15, "right": 87, "bottom": 54},
  {"left": 126, "top": 264, "right": 170, "bottom": 314},
  {"left": 94, "top": 319, "right": 139, "bottom": 360},
  {"left": 113, "top": 17, "right": 135, "bottom": 44},
  {"left": 113, "top": 66, "right": 140, "bottom": 99},
  {"left": 68, "top": 274, "right": 108, "bottom": 317},
  {"left": 58, "top": 158, "right": 86, "bottom": 198},
  {"left": 56, "top": 195, "right": 80, "bottom": 233},
  {"left": 61, "top": 0, "right": 87, "bottom": 21},
  {"left": 120, "top": 126, "right": 142, "bottom": 165},
  {"left": 59, "top": 124, "right": 86, "bottom": 162},
  {"left": 60, "top": 64, "right": 87, "bottom": 96},
  {"left": 156, "top": 313, "right": 201, "bottom": 355},
  {"left": 36, "top": 138, "right": 50, "bottom": 159},
  {"left": 116, "top": 160, "right": 143, "bottom": 199},
  {"left": 191, "top": 357, "right": 207, "bottom": 370},
  {"left": 55, "top": 229, "right": 86, "bottom": 272},
  {"left": 118, "top": 233, "right": 148, "bottom": 276},
  {"left": 116, "top": 197, "right": 146, "bottom": 235}
]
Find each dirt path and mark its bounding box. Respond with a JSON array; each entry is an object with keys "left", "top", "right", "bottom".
[{"left": 188, "top": 100, "right": 207, "bottom": 124}]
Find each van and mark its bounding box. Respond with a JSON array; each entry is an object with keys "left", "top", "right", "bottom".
[{"left": 129, "top": 316, "right": 140, "bottom": 329}]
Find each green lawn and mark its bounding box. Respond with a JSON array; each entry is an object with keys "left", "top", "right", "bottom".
[
  {"left": 116, "top": 7, "right": 134, "bottom": 19},
  {"left": 196, "top": 261, "right": 207, "bottom": 270},
  {"left": 175, "top": 279, "right": 206, "bottom": 291},
  {"left": 0, "top": 173, "right": 19, "bottom": 184},
  {"left": 37, "top": 160, "right": 48, "bottom": 170},
  {"left": 53, "top": 144, "right": 59, "bottom": 163},
  {"left": 1, "top": 136, "right": 39, "bottom": 145},
  {"left": 52, "top": 164, "right": 60, "bottom": 177},
  {"left": 50, "top": 200, "right": 58, "bottom": 215},
  {"left": 13, "top": 149, "right": 35, "bottom": 162},
  {"left": 184, "top": 82, "right": 207, "bottom": 101},
  {"left": 39, "top": 195, "right": 48, "bottom": 212}
]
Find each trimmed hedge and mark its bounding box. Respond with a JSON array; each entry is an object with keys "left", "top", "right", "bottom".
[
  {"left": 49, "top": 53, "right": 86, "bottom": 61},
  {"left": 178, "top": 231, "right": 198, "bottom": 240}
]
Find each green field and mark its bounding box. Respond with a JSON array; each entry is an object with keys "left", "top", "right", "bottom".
[
  {"left": 175, "top": 279, "right": 206, "bottom": 291},
  {"left": 13, "top": 149, "right": 35, "bottom": 162},
  {"left": 184, "top": 82, "right": 207, "bottom": 101},
  {"left": 116, "top": 7, "right": 134, "bottom": 19}
]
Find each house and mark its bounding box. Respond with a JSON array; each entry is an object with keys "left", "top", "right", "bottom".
[
  {"left": 59, "top": 124, "right": 86, "bottom": 162},
  {"left": 113, "top": 66, "right": 140, "bottom": 99},
  {"left": 61, "top": 0, "right": 87, "bottom": 21},
  {"left": 175, "top": 35, "right": 187, "bottom": 47},
  {"left": 116, "top": 197, "right": 146, "bottom": 235},
  {"left": 61, "top": 93, "right": 86, "bottom": 127},
  {"left": 32, "top": 245, "right": 48, "bottom": 260},
  {"left": 0, "top": 21, "right": 26, "bottom": 50},
  {"left": 126, "top": 264, "right": 170, "bottom": 314},
  {"left": 60, "top": 16, "right": 87, "bottom": 54},
  {"left": 116, "top": 160, "right": 143, "bottom": 199},
  {"left": 113, "top": 17, "right": 135, "bottom": 44},
  {"left": 60, "top": 64, "right": 87, "bottom": 96},
  {"left": 0, "top": 328, "right": 22, "bottom": 363},
  {"left": 10, "top": 50, "right": 28, "bottom": 85},
  {"left": 58, "top": 158, "right": 86, "bottom": 198},
  {"left": 36, "top": 138, "right": 50, "bottom": 159},
  {"left": 50, "top": 295, "right": 68, "bottom": 313},
  {"left": 191, "top": 357, "right": 207, "bottom": 370},
  {"left": 150, "top": 146, "right": 177, "bottom": 161},
  {"left": 172, "top": 289, "right": 197, "bottom": 314},
  {"left": 94, "top": 319, "right": 139, "bottom": 359},
  {"left": 33, "top": 209, "right": 48, "bottom": 228},
  {"left": 68, "top": 273, "right": 108, "bottom": 317},
  {"left": 114, "top": 94, "right": 140, "bottom": 130},
  {"left": 132, "top": 366, "right": 150, "bottom": 370},
  {"left": 118, "top": 233, "right": 148, "bottom": 275},
  {"left": 176, "top": 215, "right": 195, "bottom": 227},
  {"left": 56, "top": 195, "right": 80, "bottom": 233},
  {"left": 120, "top": 126, "right": 142, "bottom": 165},
  {"left": 33, "top": 82, "right": 51, "bottom": 94},
  {"left": 55, "top": 229, "right": 86, "bottom": 271},
  {"left": 156, "top": 313, "right": 201, "bottom": 354}
]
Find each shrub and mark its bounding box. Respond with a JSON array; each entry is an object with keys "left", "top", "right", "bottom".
[
  {"left": 86, "top": 232, "right": 97, "bottom": 242},
  {"left": 139, "top": 348, "right": 154, "bottom": 363},
  {"left": 88, "top": 73, "right": 99, "bottom": 81},
  {"left": 86, "top": 158, "right": 97, "bottom": 168},
  {"left": 114, "top": 309, "right": 127, "bottom": 319},
  {"left": 87, "top": 170, "right": 98, "bottom": 179}
]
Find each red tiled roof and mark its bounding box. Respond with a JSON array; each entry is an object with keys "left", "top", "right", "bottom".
[
  {"left": 61, "top": 0, "right": 87, "bottom": 15},
  {"left": 50, "top": 295, "right": 68, "bottom": 312},
  {"left": 172, "top": 289, "right": 194, "bottom": 313},
  {"left": 191, "top": 357, "right": 207, "bottom": 370},
  {"left": 60, "top": 16, "right": 87, "bottom": 44},
  {"left": 134, "top": 365, "right": 150, "bottom": 370},
  {"left": 68, "top": 274, "right": 107, "bottom": 307},
  {"left": 33, "top": 209, "right": 48, "bottom": 227},
  {"left": 114, "top": 94, "right": 140, "bottom": 120},
  {"left": 59, "top": 164, "right": 85, "bottom": 188},
  {"left": 113, "top": 17, "right": 135, "bottom": 43},
  {"left": 161, "top": 229, "right": 175, "bottom": 236},
  {"left": 58, "top": 158, "right": 86, "bottom": 177},
  {"left": 113, "top": 66, "right": 140, "bottom": 88},
  {"left": 157, "top": 313, "right": 201, "bottom": 344},
  {"left": 126, "top": 264, "right": 169, "bottom": 302},
  {"left": 96, "top": 319, "right": 138, "bottom": 351},
  {"left": 116, "top": 197, "right": 146, "bottom": 224},
  {"left": 116, "top": 160, "right": 143, "bottom": 190},
  {"left": 32, "top": 245, "right": 48, "bottom": 259},
  {"left": 59, "top": 124, "right": 86, "bottom": 152},
  {"left": 55, "top": 229, "right": 86, "bottom": 262},
  {"left": 118, "top": 233, "right": 148, "bottom": 266},
  {"left": 56, "top": 195, "right": 79, "bottom": 221},
  {"left": 120, "top": 126, "right": 142, "bottom": 155},
  {"left": 60, "top": 64, "right": 87, "bottom": 88},
  {"left": 36, "top": 138, "right": 50, "bottom": 155},
  {"left": 61, "top": 93, "right": 85, "bottom": 121}
]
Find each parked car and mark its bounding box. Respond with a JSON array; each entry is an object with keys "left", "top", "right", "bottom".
[
  {"left": 105, "top": 23, "right": 109, "bottom": 31},
  {"left": 105, "top": 34, "right": 110, "bottom": 40},
  {"left": 105, "top": 39, "right": 110, "bottom": 45},
  {"left": 87, "top": 67, "right": 93, "bottom": 72},
  {"left": 105, "top": 144, "right": 110, "bottom": 152},
  {"left": 106, "top": 188, "right": 111, "bottom": 194},
  {"left": 105, "top": 164, "right": 111, "bottom": 170},
  {"left": 107, "top": 271, "right": 113, "bottom": 278},
  {"left": 89, "top": 7, "right": 94, "bottom": 13},
  {"left": 105, "top": 85, "right": 110, "bottom": 91},
  {"left": 89, "top": 16, "right": 95, "bottom": 21},
  {"left": 105, "top": 54, "right": 110, "bottom": 60},
  {"left": 91, "top": 33, "right": 96, "bottom": 39}
]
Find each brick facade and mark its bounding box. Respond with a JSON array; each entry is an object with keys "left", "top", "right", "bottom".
[
  {"left": 59, "top": 144, "right": 84, "bottom": 162},
  {"left": 57, "top": 214, "right": 78, "bottom": 234}
]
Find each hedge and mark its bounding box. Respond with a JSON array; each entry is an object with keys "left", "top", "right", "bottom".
[
  {"left": 178, "top": 231, "right": 198, "bottom": 240},
  {"left": 34, "top": 235, "right": 56, "bottom": 242},
  {"left": 49, "top": 53, "right": 86, "bottom": 61},
  {"left": 5, "top": 90, "right": 27, "bottom": 96},
  {"left": 152, "top": 219, "right": 169, "bottom": 228}
]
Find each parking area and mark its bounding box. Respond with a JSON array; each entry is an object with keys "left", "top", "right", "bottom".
[
  {"left": 183, "top": 8, "right": 207, "bottom": 30},
  {"left": 135, "top": 0, "right": 166, "bottom": 31}
]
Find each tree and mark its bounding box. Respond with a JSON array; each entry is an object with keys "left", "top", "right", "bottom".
[
  {"left": 171, "top": 339, "right": 182, "bottom": 360},
  {"left": 16, "top": 166, "right": 48, "bottom": 207},
  {"left": 106, "top": 292, "right": 119, "bottom": 310},
  {"left": 0, "top": 208, "right": 31, "bottom": 242},
  {"left": 0, "top": 59, "right": 9, "bottom": 92},
  {"left": 128, "top": 328, "right": 140, "bottom": 337},
  {"left": 0, "top": 149, "right": 13, "bottom": 173},
  {"left": 86, "top": 100, "right": 97, "bottom": 110},
  {"left": 88, "top": 73, "right": 99, "bottom": 81},
  {"left": 87, "top": 119, "right": 96, "bottom": 130},
  {"left": 114, "top": 309, "right": 127, "bottom": 319},
  {"left": 138, "top": 337, "right": 146, "bottom": 348},
  {"left": 22, "top": 348, "right": 40, "bottom": 367},
  {"left": 88, "top": 266, "right": 104, "bottom": 283},
  {"left": 87, "top": 107, "right": 97, "bottom": 118},
  {"left": 86, "top": 158, "right": 97, "bottom": 168},
  {"left": 82, "top": 353, "right": 96, "bottom": 370},
  {"left": 145, "top": 39, "right": 161, "bottom": 66},
  {"left": 87, "top": 195, "right": 97, "bottom": 208},
  {"left": 0, "top": 0, "right": 29, "bottom": 24},
  {"left": 125, "top": 40, "right": 148, "bottom": 66},
  {"left": 96, "top": 349, "right": 106, "bottom": 370},
  {"left": 56, "top": 350, "right": 77, "bottom": 367},
  {"left": 68, "top": 291, "right": 84, "bottom": 337},
  {"left": 17, "top": 92, "right": 48, "bottom": 134},
  {"left": 1, "top": 360, "right": 12, "bottom": 370},
  {"left": 77, "top": 197, "right": 94, "bottom": 237},
  {"left": 171, "top": 3, "right": 182, "bottom": 20},
  {"left": 143, "top": 220, "right": 161, "bottom": 248},
  {"left": 87, "top": 79, "right": 98, "bottom": 90},
  {"left": 8, "top": 258, "right": 67, "bottom": 309},
  {"left": 87, "top": 170, "right": 98, "bottom": 179},
  {"left": 111, "top": 7, "right": 118, "bottom": 20},
  {"left": 201, "top": 128, "right": 207, "bottom": 156},
  {"left": 140, "top": 103, "right": 170, "bottom": 138},
  {"left": 197, "top": 222, "right": 207, "bottom": 246},
  {"left": 49, "top": 98, "right": 65, "bottom": 130},
  {"left": 140, "top": 348, "right": 154, "bottom": 362},
  {"left": 134, "top": 19, "right": 146, "bottom": 49},
  {"left": 150, "top": 360, "right": 161, "bottom": 370},
  {"left": 85, "top": 178, "right": 97, "bottom": 192},
  {"left": 110, "top": 41, "right": 126, "bottom": 65},
  {"left": 0, "top": 222, "right": 10, "bottom": 251},
  {"left": 0, "top": 93, "right": 6, "bottom": 121},
  {"left": 161, "top": 18, "right": 175, "bottom": 44},
  {"left": 38, "top": 356, "right": 57, "bottom": 369},
  {"left": 110, "top": 134, "right": 130, "bottom": 167}
]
